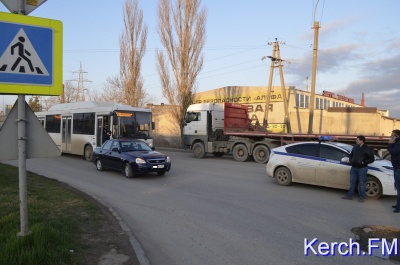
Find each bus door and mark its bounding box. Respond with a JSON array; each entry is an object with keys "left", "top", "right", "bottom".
[
  {"left": 97, "top": 115, "right": 110, "bottom": 146},
  {"left": 62, "top": 116, "right": 72, "bottom": 152},
  {"left": 97, "top": 116, "right": 104, "bottom": 147}
]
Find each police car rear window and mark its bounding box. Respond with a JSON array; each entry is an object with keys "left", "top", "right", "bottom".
[{"left": 285, "top": 144, "right": 318, "bottom": 157}]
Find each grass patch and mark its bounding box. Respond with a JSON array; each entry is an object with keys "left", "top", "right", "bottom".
[{"left": 0, "top": 163, "right": 103, "bottom": 265}]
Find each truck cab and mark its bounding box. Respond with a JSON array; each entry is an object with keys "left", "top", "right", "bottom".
[{"left": 183, "top": 103, "right": 225, "bottom": 150}]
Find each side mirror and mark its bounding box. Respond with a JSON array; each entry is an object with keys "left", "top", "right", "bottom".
[
  {"left": 151, "top": 147, "right": 155, "bottom": 151},
  {"left": 341, "top": 157, "right": 349, "bottom": 163},
  {"left": 112, "top": 147, "right": 120, "bottom": 153}
]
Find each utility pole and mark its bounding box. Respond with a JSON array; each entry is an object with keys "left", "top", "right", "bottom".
[
  {"left": 276, "top": 44, "right": 291, "bottom": 133},
  {"left": 68, "top": 62, "right": 92, "bottom": 101},
  {"left": 262, "top": 38, "right": 291, "bottom": 133},
  {"left": 308, "top": 1, "right": 321, "bottom": 134},
  {"left": 262, "top": 40, "right": 278, "bottom": 128}
]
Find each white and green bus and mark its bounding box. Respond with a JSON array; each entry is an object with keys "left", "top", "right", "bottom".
[{"left": 35, "top": 101, "right": 154, "bottom": 161}]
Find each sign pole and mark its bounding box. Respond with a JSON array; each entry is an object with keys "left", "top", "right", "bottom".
[
  {"left": 17, "top": 94, "right": 30, "bottom": 236},
  {"left": 16, "top": 0, "right": 30, "bottom": 237}
]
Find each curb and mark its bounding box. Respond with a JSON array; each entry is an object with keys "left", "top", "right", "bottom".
[{"left": 86, "top": 192, "right": 151, "bottom": 265}]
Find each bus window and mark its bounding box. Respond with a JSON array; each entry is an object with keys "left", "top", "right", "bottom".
[
  {"left": 45, "top": 114, "right": 61, "bottom": 133},
  {"left": 73, "top": 113, "right": 95, "bottom": 135},
  {"left": 136, "top": 112, "right": 152, "bottom": 139}
]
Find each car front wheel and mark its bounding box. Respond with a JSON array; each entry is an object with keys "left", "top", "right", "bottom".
[
  {"left": 124, "top": 163, "right": 134, "bottom": 178},
  {"left": 274, "top": 167, "right": 292, "bottom": 186},
  {"left": 96, "top": 159, "right": 103, "bottom": 171},
  {"left": 364, "top": 176, "right": 382, "bottom": 199}
]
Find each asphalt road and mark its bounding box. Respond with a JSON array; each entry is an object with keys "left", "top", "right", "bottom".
[{"left": 4, "top": 150, "right": 400, "bottom": 265}]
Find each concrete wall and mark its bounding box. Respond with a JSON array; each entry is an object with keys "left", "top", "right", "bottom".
[
  {"left": 288, "top": 107, "right": 396, "bottom": 136},
  {"left": 149, "top": 104, "right": 181, "bottom": 147}
]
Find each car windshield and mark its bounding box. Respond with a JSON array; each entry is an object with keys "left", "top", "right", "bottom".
[{"left": 120, "top": 141, "right": 152, "bottom": 152}]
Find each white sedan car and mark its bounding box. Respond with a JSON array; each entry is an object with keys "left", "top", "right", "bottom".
[{"left": 266, "top": 140, "right": 396, "bottom": 199}]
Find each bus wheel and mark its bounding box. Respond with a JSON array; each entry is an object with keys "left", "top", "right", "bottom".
[
  {"left": 253, "top": 145, "right": 270, "bottom": 164},
  {"left": 84, "top": 145, "right": 93, "bottom": 161}
]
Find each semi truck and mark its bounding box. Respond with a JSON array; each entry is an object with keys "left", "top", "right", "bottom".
[{"left": 183, "top": 102, "right": 391, "bottom": 163}]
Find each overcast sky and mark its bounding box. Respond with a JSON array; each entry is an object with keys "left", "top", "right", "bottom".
[{"left": 1, "top": 0, "right": 399, "bottom": 118}]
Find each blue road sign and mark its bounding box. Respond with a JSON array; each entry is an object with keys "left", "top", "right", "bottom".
[
  {"left": 0, "top": 21, "right": 53, "bottom": 85},
  {"left": 0, "top": 12, "right": 62, "bottom": 95}
]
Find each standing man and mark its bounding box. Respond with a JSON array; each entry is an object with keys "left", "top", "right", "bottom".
[
  {"left": 388, "top": 129, "right": 400, "bottom": 213},
  {"left": 342, "top": 135, "right": 375, "bottom": 202}
]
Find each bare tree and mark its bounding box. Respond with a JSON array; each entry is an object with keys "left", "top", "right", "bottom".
[
  {"left": 119, "top": 0, "right": 148, "bottom": 107},
  {"left": 41, "top": 81, "right": 79, "bottom": 110},
  {"left": 156, "top": 0, "right": 206, "bottom": 141},
  {"left": 63, "top": 80, "right": 80, "bottom": 103},
  {"left": 28, "top": 96, "right": 42, "bottom": 112},
  {"left": 42, "top": 96, "right": 60, "bottom": 111},
  {"left": 98, "top": 75, "right": 156, "bottom": 105},
  {"left": 92, "top": 76, "right": 124, "bottom": 103}
]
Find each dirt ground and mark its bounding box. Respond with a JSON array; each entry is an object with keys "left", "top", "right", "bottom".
[
  {"left": 352, "top": 225, "right": 400, "bottom": 262},
  {"left": 70, "top": 186, "right": 140, "bottom": 265}
]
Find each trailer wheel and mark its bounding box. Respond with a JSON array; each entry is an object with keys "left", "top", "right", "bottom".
[
  {"left": 253, "top": 145, "right": 270, "bottom": 164},
  {"left": 193, "top": 142, "right": 206, "bottom": 158},
  {"left": 233, "top": 144, "right": 250, "bottom": 162}
]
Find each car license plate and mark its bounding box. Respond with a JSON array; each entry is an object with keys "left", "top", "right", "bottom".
[{"left": 158, "top": 165, "right": 164, "bottom": 168}]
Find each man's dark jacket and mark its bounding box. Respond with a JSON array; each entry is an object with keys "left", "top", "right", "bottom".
[
  {"left": 349, "top": 143, "right": 375, "bottom": 168},
  {"left": 388, "top": 137, "right": 400, "bottom": 169}
]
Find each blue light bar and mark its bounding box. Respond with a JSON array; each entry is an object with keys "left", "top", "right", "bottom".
[{"left": 319, "top": 136, "right": 334, "bottom": 141}]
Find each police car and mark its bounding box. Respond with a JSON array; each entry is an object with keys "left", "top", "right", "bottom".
[{"left": 266, "top": 137, "right": 396, "bottom": 199}]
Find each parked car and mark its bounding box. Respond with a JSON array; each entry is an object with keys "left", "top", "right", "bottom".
[
  {"left": 266, "top": 139, "right": 396, "bottom": 199},
  {"left": 92, "top": 139, "right": 171, "bottom": 178}
]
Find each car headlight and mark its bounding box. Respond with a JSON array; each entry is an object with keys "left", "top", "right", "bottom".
[
  {"left": 136, "top": 158, "right": 146, "bottom": 164},
  {"left": 166, "top": 156, "right": 170, "bottom": 163}
]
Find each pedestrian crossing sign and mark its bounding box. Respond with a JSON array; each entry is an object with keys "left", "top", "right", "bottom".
[{"left": 0, "top": 12, "right": 62, "bottom": 95}]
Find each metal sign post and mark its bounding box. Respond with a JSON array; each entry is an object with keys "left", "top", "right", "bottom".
[{"left": 17, "top": 94, "right": 29, "bottom": 236}]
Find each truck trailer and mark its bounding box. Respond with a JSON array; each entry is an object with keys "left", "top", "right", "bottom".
[{"left": 183, "top": 102, "right": 391, "bottom": 163}]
